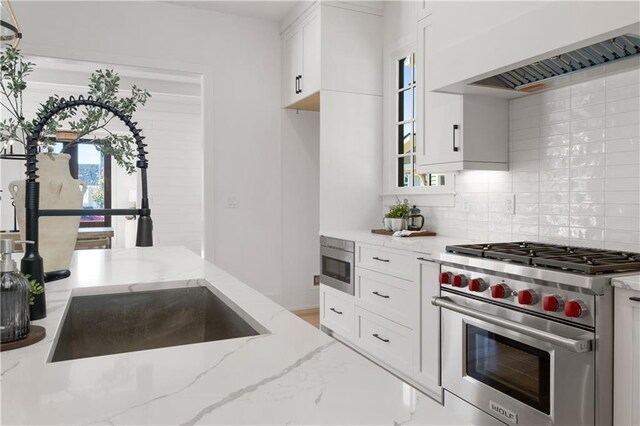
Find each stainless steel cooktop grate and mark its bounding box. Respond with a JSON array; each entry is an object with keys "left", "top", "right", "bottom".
[{"left": 446, "top": 242, "right": 640, "bottom": 274}]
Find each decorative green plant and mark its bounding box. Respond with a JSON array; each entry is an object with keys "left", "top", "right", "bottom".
[
  {"left": 385, "top": 198, "right": 410, "bottom": 219},
  {"left": 23, "top": 274, "right": 44, "bottom": 306},
  {"left": 0, "top": 47, "right": 151, "bottom": 174}
]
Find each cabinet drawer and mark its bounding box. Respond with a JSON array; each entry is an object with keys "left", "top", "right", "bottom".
[
  {"left": 355, "top": 307, "right": 416, "bottom": 375},
  {"left": 355, "top": 267, "right": 417, "bottom": 328},
  {"left": 320, "top": 285, "right": 354, "bottom": 341},
  {"left": 356, "top": 244, "right": 411, "bottom": 279}
]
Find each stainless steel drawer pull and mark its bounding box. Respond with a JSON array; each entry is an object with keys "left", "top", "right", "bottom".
[
  {"left": 372, "top": 256, "right": 390, "bottom": 263},
  {"left": 432, "top": 296, "right": 593, "bottom": 353},
  {"left": 630, "top": 297, "right": 640, "bottom": 302},
  {"left": 329, "top": 307, "right": 343, "bottom": 315},
  {"left": 372, "top": 333, "right": 389, "bottom": 343},
  {"left": 417, "top": 256, "right": 435, "bottom": 262},
  {"left": 372, "top": 291, "right": 390, "bottom": 299}
]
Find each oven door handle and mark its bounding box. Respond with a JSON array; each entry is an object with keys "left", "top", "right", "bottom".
[{"left": 432, "top": 296, "right": 593, "bottom": 353}]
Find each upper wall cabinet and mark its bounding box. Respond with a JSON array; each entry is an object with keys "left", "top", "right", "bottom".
[
  {"left": 283, "top": 10, "right": 321, "bottom": 109},
  {"left": 416, "top": 18, "right": 508, "bottom": 173},
  {"left": 281, "top": 3, "right": 382, "bottom": 110}
]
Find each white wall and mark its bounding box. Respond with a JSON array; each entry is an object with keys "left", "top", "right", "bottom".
[{"left": 10, "top": 2, "right": 294, "bottom": 305}]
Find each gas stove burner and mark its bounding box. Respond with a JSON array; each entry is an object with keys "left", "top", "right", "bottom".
[{"left": 446, "top": 241, "right": 640, "bottom": 275}]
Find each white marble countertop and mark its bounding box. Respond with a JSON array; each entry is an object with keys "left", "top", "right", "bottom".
[
  {"left": 612, "top": 274, "right": 640, "bottom": 292},
  {"left": 320, "top": 230, "right": 472, "bottom": 256},
  {"left": 1, "top": 247, "right": 464, "bottom": 425}
]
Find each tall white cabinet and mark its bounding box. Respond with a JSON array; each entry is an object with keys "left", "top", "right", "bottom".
[{"left": 614, "top": 288, "right": 640, "bottom": 426}]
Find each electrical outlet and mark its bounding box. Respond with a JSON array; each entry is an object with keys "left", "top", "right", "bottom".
[
  {"left": 313, "top": 275, "right": 320, "bottom": 286},
  {"left": 226, "top": 196, "right": 239, "bottom": 208},
  {"left": 462, "top": 198, "right": 471, "bottom": 213},
  {"left": 503, "top": 193, "right": 515, "bottom": 214}
]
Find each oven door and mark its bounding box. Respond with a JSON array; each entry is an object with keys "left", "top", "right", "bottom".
[
  {"left": 320, "top": 246, "right": 354, "bottom": 295},
  {"left": 436, "top": 293, "right": 595, "bottom": 426}
]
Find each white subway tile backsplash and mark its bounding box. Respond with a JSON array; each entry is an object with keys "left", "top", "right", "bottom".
[
  {"left": 606, "top": 98, "right": 640, "bottom": 115},
  {"left": 571, "top": 91, "right": 606, "bottom": 108},
  {"left": 606, "top": 151, "right": 640, "bottom": 166},
  {"left": 423, "top": 64, "right": 640, "bottom": 249},
  {"left": 606, "top": 137, "right": 639, "bottom": 153},
  {"left": 570, "top": 142, "right": 604, "bottom": 156},
  {"left": 607, "top": 84, "right": 640, "bottom": 102},
  {"left": 541, "top": 134, "right": 571, "bottom": 147},
  {"left": 606, "top": 191, "right": 640, "bottom": 205},
  {"left": 570, "top": 215, "right": 604, "bottom": 229},
  {"left": 606, "top": 111, "right": 640, "bottom": 128},
  {"left": 605, "top": 164, "right": 639, "bottom": 179},
  {"left": 571, "top": 104, "right": 605, "bottom": 121},
  {"left": 540, "top": 122, "right": 570, "bottom": 137},
  {"left": 571, "top": 116, "right": 605, "bottom": 133},
  {"left": 571, "top": 203, "right": 605, "bottom": 216}
]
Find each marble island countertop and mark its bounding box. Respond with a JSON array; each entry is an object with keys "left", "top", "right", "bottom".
[{"left": 1, "top": 247, "right": 463, "bottom": 425}]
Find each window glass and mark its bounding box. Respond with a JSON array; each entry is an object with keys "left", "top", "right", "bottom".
[{"left": 395, "top": 52, "right": 445, "bottom": 188}]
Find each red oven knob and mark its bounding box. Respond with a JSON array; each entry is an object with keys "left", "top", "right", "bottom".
[
  {"left": 469, "top": 278, "right": 486, "bottom": 292},
  {"left": 565, "top": 300, "right": 588, "bottom": 318},
  {"left": 517, "top": 290, "right": 537, "bottom": 305},
  {"left": 543, "top": 295, "right": 564, "bottom": 312},
  {"left": 490, "top": 284, "right": 509, "bottom": 299},
  {"left": 452, "top": 274, "right": 468, "bottom": 288},
  {"left": 439, "top": 272, "right": 452, "bottom": 285}
]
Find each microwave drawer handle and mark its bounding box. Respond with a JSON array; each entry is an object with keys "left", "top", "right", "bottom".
[
  {"left": 431, "top": 296, "right": 593, "bottom": 353},
  {"left": 372, "top": 256, "right": 390, "bottom": 263}
]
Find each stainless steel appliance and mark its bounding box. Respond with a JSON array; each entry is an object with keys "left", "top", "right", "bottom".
[
  {"left": 320, "top": 236, "right": 355, "bottom": 295},
  {"left": 432, "top": 242, "right": 640, "bottom": 425}
]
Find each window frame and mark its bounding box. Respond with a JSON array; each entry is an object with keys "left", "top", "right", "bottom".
[
  {"left": 384, "top": 43, "right": 455, "bottom": 196},
  {"left": 53, "top": 139, "right": 112, "bottom": 228}
]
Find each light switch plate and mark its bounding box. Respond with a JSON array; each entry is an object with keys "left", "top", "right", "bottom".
[{"left": 226, "top": 196, "right": 239, "bottom": 208}]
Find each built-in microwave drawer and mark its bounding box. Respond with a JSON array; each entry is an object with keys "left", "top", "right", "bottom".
[
  {"left": 355, "top": 307, "right": 416, "bottom": 376},
  {"left": 320, "top": 285, "right": 354, "bottom": 342},
  {"left": 356, "top": 244, "right": 411, "bottom": 279},
  {"left": 355, "top": 267, "right": 417, "bottom": 328}
]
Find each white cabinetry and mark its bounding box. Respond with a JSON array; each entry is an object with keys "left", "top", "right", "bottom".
[
  {"left": 614, "top": 288, "right": 640, "bottom": 426},
  {"left": 282, "top": 9, "right": 320, "bottom": 108},
  {"left": 320, "top": 284, "right": 355, "bottom": 342},
  {"left": 281, "top": 3, "right": 382, "bottom": 110},
  {"left": 416, "top": 17, "right": 508, "bottom": 173}
]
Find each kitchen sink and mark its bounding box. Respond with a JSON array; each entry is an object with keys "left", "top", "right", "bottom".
[{"left": 50, "top": 286, "right": 263, "bottom": 362}]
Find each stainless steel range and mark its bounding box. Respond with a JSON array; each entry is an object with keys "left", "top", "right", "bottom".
[{"left": 432, "top": 242, "right": 640, "bottom": 426}]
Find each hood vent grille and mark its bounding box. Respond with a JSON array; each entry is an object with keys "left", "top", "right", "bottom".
[{"left": 473, "top": 34, "right": 640, "bottom": 92}]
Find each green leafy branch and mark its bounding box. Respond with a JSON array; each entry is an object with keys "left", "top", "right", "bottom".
[
  {"left": 22, "top": 274, "right": 44, "bottom": 306},
  {"left": 1, "top": 47, "right": 151, "bottom": 175}
]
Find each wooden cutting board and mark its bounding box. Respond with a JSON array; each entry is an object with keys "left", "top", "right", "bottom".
[{"left": 371, "top": 229, "right": 436, "bottom": 237}]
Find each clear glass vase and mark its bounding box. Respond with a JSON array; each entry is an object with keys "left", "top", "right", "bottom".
[{"left": 1, "top": 271, "right": 30, "bottom": 343}]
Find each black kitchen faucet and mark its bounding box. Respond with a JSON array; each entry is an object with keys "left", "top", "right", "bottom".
[{"left": 21, "top": 96, "right": 153, "bottom": 319}]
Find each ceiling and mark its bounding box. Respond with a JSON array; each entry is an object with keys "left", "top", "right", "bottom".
[{"left": 169, "top": 1, "right": 305, "bottom": 22}]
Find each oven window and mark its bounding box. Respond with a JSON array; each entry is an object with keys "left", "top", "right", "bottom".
[
  {"left": 322, "top": 256, "right": 351, "bottom": 284},
  {"left": 466, "top": 324, "right": 551, "bottom": 414}
]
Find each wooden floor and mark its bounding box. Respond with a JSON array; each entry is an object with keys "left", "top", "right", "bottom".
[{"left": 292, "top": 308, "right": 320, "bottom": 328}]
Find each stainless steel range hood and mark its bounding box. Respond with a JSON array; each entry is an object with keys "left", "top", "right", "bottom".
[{"left": 472, "top": 34, "right": 640, "bottom": 93}]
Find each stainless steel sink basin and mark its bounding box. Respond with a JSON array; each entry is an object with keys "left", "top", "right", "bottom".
[{"left": 50, "top": 286, "right": 263, "bottom": 362}]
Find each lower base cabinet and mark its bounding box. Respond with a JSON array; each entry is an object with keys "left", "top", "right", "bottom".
[
  {"left": 320, "top": 284, "right": 354, "bottom": 342},
  {"left": 319, "top": 246, "right": 443, "bottom": 403},
  {"left": 354, "top": 306, "right": 417, "bottom": 377},
  {"left": 614, "top": 288, "right": 640, "bottom": 426}
]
